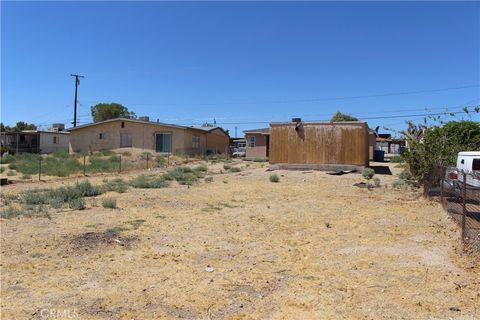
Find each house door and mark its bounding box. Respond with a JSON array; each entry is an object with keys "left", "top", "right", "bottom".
[
  {"left": 155, "top": 133, "right": 172, "bottom": 153},
  {"left": 120, "top": 133, "right": 132, "bottom": 148},
  {"left": 265, "top": 135, "right": 270, "bottom": 157}
]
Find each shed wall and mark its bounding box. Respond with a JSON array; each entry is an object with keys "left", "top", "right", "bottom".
[{"left": 269, "top": 123, "right": 369, "bottom": 166}]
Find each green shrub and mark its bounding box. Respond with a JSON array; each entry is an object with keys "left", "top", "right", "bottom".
[
  {"left": 0, "top": 154, "right": 15, "bottom": 164},
  {"left": 155, "top": 156, "right": 167, "bottom": 167},
  {"left": 253, "top": 157, "right": 265, "bottom": 162},
  {"left": 8, "top": 163, "right": 17, "bottom": 170},
  {"left": 0, "top": 167, "right": 5, "bottom": 174},
  {"left": 21, "top": 189, "right": 49, "bottom": 205},
  {"left": 205, "top": 176, "right": 213, "bottom": 183},
  {"left": 104, "top": 178, "right": 129, "bottom": 193},
  {"left": 75, "top": 180, "right": 103, "bottom": 197},
  {"left": 194, "top": 165, "right": 207, "bottom": 172},
  {"left": 68, "top": 198, "right": 86, "bottom": 210},
  {"left": 99, "top": 150, "right": 115, "bottom": 156},
  {"left": 399, "top": 170, "right": 413, "bottom": 181},
  {"left": 10, "top": 153, "right": 81, "bottom": 177},
  {"left": 0, "top": 206, "right": 23, "bottom": 219},
  {"left": 402, "top": 120, "right": 480, "bottom": 182},
  {"left": 269, "top": 174, "right": 280, "bottom": 183},
  {"left": 20, "top": 174, "right": 31, "bottom": 180},
  {"left": 51, "top": 150, "right": 69, "bottom": 159},
  {"left": 88, "top": 157, "right": 119, "bottom": 173},
  {"left": 122, "top": 151, "right": 132, "bottom": 156},
  {"left": 101, "top": 198, "right": 117, "bottom": 209},
  {"left": 130, "top": 174, "right": 169, "bottom": 188},
  {"left": 223, "top": 164, "right": 231, "bottom": 170},
  {"left": 163, "top": 167, "right": 198, "bottom": 185},
  {"left": 230, "top": 167, "right": 241, "bottom": 173},
  {"left": 390, "top": 155, "right": 404, "bottom": 163},
  {"left": 6, "top": 170, "right": 15, "bottom": 176},
  {"left": 362, "top": 168, "right": 375, "bottom": 180},
  {"left": 140, "top": 152, "right": 152, "bottom": 160},
  {"left": 373, "top": 177, "right": 381, "bottom": 187}
]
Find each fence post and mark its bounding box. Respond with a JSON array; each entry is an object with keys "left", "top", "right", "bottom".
[
  {"left": 38, "top": 157, "right": 42, "bottom": 181},
  {"left": 146, "top": 153, "right": 149, "bottom": 170},
  {"left": 83, "top": 155, "right": 86, "bottom": 176},
  {"left": 168, "top": 153, "right": 170, "bottom": 167},
  {"left": 119, "top": 155, "right": 122, "bottom": 173},
  {"left": 461, "top": 171, "right": 467, "bottom": 242}
]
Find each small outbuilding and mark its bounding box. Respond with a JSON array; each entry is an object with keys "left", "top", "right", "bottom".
[
  {"left": 243, "top": 128, "right": 270, "bottom": 160},
  {"left": 1, "top": 127, "right": 70, "bottom": 155},
  {"left": 269, "top": 120, "right": 369, "bottom": 170}
]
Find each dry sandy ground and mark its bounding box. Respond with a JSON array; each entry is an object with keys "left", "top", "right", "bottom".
[{"left": 1, "top": 161, "right": 479, "bottom": 319}]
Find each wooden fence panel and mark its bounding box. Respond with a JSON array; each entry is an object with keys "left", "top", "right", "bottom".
[{"left": 269, "top": 122, "right": 368, "bottom": 166}]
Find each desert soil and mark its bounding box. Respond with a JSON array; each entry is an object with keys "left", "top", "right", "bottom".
[{"left": 1, "top": 161, "right": 479, "bottom": 319}]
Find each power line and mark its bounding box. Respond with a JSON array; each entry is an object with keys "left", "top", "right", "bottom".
[{"left": 78, "top": 84, "right": 479, "bottom": 107}]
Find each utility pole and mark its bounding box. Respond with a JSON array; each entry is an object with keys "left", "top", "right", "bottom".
[
  {"left": 235, "top": 126, "right": 237, "bottom": 138},
  {"left": 70, "top": 74, "right": 84, "bottom": 127}
]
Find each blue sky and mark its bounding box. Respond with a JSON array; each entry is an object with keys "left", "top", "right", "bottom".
[{"left": 1, "top": 1, "right": 479, "bottom": 137}]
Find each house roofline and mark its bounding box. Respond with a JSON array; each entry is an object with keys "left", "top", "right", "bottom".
[{"left": 66, "top": 117, "right": 188, "bottom": 132}]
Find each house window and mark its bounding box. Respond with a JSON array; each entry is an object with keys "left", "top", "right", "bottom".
[
  {"left": 192, "top": 135, "right": 200, "bottom": 149},
  {"left": 248, "top": 136, "right": 255, "bottom": 147},
  {"left": 53, "top": 136, "right": 58, "bottom": 144},
  {"left": 121, "top": 122, "right": 125, "bottom": 128},
  {"left": 99, "top": 133, "right": 107, "bottom": 140},
  {"left": 155, "top": 133, "right": 172, "bottom": 153}
]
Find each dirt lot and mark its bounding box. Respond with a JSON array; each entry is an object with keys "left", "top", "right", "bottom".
[{"left": 1, "top": 161, "right": 479, "bottom": 319}]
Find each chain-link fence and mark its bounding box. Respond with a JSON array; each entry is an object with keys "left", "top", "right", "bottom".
[{"left": 424, "top": 165, "right": 480, "bottom": 251}]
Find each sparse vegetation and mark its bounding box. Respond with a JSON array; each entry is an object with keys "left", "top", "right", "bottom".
[
  {"left": 389, "top": 155, "right": 404, "bottom": 163},
  {"left": 101, "top": 198, "right": 117, "bottom": 209},
  {"left": 253, "top": 157, "right": 266, "bottom": 162},
  {"left": 126, "top": 219, "right": 145, "bottom": 229},
  {"left": 269, "top": 174, "right": 280, "bottom": 183},
  {"left": 106, "top": 225, "right": 129, "bottom": 233},
  {"left": 103, "top": 178, "right": 129, "bottom": 193},
  {"left": 130, "top": 174, "right": 169, "bottom": 188},
  {"left": 393, "top": 170, "right": 418, "bottom": 190},
  {"left": 230, "top": 167, "right": 241, "bottom": 173},
  {"left": 205, "top": 176, "right": 213, "bottom": 183},
  {"left": 6, "top": 170, "right": 15, "bottom": 176},
  {"left": 223, "top": 164, "right": 232, "bottom": 170},
  {"left": 1, "top": 179, "right": 131, "bottom": 218},
  {"left": 155, "top": 156, "right": 167, "bottom": 167},
  {"left": 0, "top": 154, "right": 15, "bottom": 164},
  {"left": 362, "top": 168, "right": 376, "bottom": 188},
  {"left": 68, "top": 197, "right": 86, "bottom": 210}
]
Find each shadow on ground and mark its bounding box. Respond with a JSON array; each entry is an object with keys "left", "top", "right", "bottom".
[{"left": 369, "top": 165, "right": 392, "bottom": 175}]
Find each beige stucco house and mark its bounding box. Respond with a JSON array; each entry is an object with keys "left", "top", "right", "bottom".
[{"left": 67, "top": 118, "right": 229, "bottom": 155}]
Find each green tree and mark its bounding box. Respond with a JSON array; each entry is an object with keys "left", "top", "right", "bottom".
[
  {"left": 90, "top": 103, "right": 136, "bottom": 122},
  {"left": 330, "top": 111, "right": 359, "bottom": 122},
  {"left": 403, "top": 120, "right": 480, "bottom": 182},
  {"left": 15, "top": 121, "right": 37, "bottom": 131}
]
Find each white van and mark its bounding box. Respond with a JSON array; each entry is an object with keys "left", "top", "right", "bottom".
[{"left": 444, "top": 151, "right": 480, "bottom": 191}]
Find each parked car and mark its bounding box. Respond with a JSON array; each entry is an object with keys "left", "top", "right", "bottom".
[
  {"left": 442, "top": 151, "right": 480, "bottom": 194},
  {"left": 232, "top": 147, "right": 246, "bottom": 158}
]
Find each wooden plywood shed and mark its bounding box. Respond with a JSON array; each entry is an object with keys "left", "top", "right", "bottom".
[{"left": 269, "top": 121, "right": 369, "bottom": 169}]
